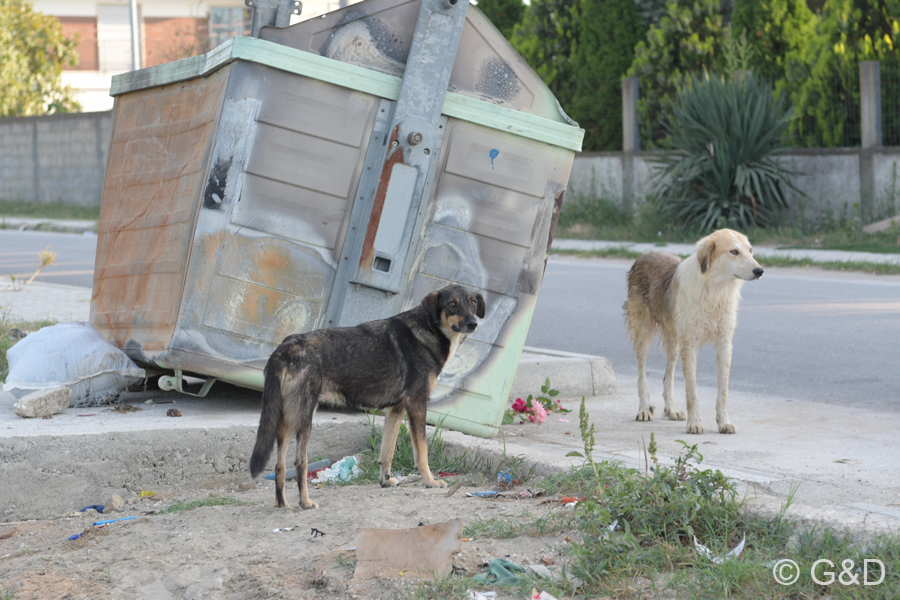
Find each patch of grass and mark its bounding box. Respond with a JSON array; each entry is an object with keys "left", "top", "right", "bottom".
[
  {"left": 447, "top": 398, "right": 900, "bottom": 599},
  {"left": 0, "top": 200, "right": 100, "bottom": 222},
  {"left": 157, "top": 496, "right": 249, "bottom": 514},
  {"left": 551, "top": 239, "right": 900, "bottom": 275},
  {"left": 556, "top": 193, "right": 900, "bottom": 256},
  {"left": 551, "top": 247, "right": 645, "bottom": 260},
  {"left": 355, "top": 415, "right": 471, "bottom": 484},
  {"left": 465, "top": 509, "right": 573, "bottom": 540},
  {"left": 757, "top": 255, "right": 900, "bottom": 275},
  {"left": 0, "top": 313, "right": 56, "bottom": 384}
]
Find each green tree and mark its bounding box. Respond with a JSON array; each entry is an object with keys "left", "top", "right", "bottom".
[
  {"left": 476, "top": 0, "right": 526, "bottom": 39},
  {"left": 0, "top": 0, "right": 81, "bottom": 116},
  {"left": 571, "top": 0, "right": 643, "bottom": 150},
  {"left": 731, "top": 0, "right": 817, "bottom": 84},
  {"left": 509, "top": 0, "right": 581, "bottom": 114},
  {"left": 627, "top": 0, "right": 729, "bottom": 148},
  {"left": 782, "top": 0, "right": 900, "bottom": 146}
]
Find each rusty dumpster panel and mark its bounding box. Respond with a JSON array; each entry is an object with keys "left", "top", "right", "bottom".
[
  {"left": 90, "top": 68, "right": 229, "bottom": 353},
  {"left": 93, "top": 60, "right": 382, "bottom": 380}
]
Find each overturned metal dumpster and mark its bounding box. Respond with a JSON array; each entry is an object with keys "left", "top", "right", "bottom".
[{"left": 90, "top": 0, "right": 583, "bottom": 437}]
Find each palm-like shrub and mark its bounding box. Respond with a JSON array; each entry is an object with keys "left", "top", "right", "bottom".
[{"left": 652, "top": 73, "right": 803, "bottom": 233}]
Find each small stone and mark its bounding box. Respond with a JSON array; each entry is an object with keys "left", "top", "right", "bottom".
[
  {"left": 123, "top": 492, "right": 139, "bottom": 505},
  {"left": 104, "top": 494, "right": 125, "bottom": 514},
  {"left": 238, "top": 482, "right": 256, "bottom": 492},
  {"left": 13, "top": 387, "right": 71, "bottom": 418}
]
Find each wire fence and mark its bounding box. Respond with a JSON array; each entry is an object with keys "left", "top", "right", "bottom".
[{"left": 882, "top": 59, "right": 900, "bottom": 147}]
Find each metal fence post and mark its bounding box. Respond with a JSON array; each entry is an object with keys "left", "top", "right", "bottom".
[
  {"left": 622, "top": 77, "right": 640, "bottom": 214},
  {"left": 859, "top": 61, "right": 882, "bottom": 223}
]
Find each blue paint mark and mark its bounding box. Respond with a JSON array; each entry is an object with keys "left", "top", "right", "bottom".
[{"left": 489, "top": 149, "right": 499, "bottom": 169}]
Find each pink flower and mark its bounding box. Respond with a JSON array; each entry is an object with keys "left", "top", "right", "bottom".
[
  {"left": 511, "top": 398, "right": 527, "bottom": 413},
  {"left": 532, "top": 403, "right": 548, "bottom": 424}
]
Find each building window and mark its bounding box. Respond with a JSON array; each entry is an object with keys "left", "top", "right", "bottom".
[
  {"left": 98, "top": 4, "right": 141, "bottom": 71},
  {"left": 209, "top": 8, "right": 250, "bottom": 49}
]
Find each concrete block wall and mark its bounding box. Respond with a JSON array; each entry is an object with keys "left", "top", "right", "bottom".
[
  {"left": 568, "top": 148, "right": 900, "bottom": 223},
  {"left": 0, "top": 111, "right": 113, "bottom": 206}
]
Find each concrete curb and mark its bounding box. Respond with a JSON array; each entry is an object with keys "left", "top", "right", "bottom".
[
  {"left": 553, "top": 238, "right": 900, "bottom": 266},
  {"left": 513, "top": 346, "right": 617, "bottom": 399}
]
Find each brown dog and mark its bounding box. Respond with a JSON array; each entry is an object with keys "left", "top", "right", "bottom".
[{"left": 249, "top": 284, "right": 485, "bottom": 508}]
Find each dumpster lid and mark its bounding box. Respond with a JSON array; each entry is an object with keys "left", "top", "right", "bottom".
[
  {"left": 110, "top": 36, "right": 583, "bottom": 151},
  {"left": 261, "top": 0, "right": 572, "bottom": 125}
]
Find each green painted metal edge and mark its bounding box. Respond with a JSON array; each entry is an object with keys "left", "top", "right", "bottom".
[
  {"left": 426, "top": 299, "right": 538, "bottom": 438},
  {"left": 111, "top": 37, "right": 583, "bottom": 152}
]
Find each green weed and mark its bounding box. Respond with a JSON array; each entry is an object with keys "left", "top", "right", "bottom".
[
  {"left": 157, "top": 496, "right": 249, "bottom": 514},
  {"left": 0, "top": 200, "right": 100, "bottom": 221},
  {"left": 355, "top": 415, "right": 470, "bottom": 484}
]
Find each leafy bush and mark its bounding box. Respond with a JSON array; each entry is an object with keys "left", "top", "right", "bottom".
[
  {"left": 651, "top": 73, "right": 803, "bottom": 232},
  {"left": 627, "top": 0, "right": 728, "bottom": 148}
]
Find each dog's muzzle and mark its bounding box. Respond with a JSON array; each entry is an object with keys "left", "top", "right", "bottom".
[
  {"left": 752, "top": 267, "right": 764, "bottom": 279},
  {"left": 465, "top": 320, "right": 478, "bottom": 332}
]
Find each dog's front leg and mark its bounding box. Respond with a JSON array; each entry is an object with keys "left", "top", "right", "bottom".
[
  {"left": 715, "top": 336, "right": 736, "bottom": 433},
  {"left": 378, "top": 404, "right": 404, "bottom": 487},
  {"left": 407, "top": 402, "right": 447, "bottom": 489},
  {"left": 681, "top": 344, "right": 703, "bottom": 434}
]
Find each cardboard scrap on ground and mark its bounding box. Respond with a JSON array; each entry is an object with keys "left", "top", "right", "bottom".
[{"left": 352, "top": 519, "right": 462, "bottom": 580}]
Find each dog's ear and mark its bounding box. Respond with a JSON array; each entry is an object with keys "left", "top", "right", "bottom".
[
  {"left": 697, "top": 238, "right": 716, "bottom": 274},
  {"left": 473, "top": 292, "right": 485, "bottom": 318},
  {"left": 421, "top": 291, "right": 441, "bottom": 322}
]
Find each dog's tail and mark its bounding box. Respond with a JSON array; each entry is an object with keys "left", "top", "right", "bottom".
[{"left": 249, "top": 358, "right": 284, "bottom": 479}]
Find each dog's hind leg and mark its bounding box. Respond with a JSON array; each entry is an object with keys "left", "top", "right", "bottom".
[
  {"left": 715, "top": 336, "right": 736, "bottom": 434},
  {"left": 633, "top": 321, "right": 655, "bottom": 421},
  {"left": 407, "top": 401, "right": 447, "bottom": 489},
  {"left": 662, "top": 333, "right": 685, "bottom": 420},
  {"left": 378, "top": 404, "right": 404, "bottom": 487},
  {"left": 294, "top": 425, "right": 318, "bottom": 510},
  {"left": 681, "top": 344, "right": 703, "bottom": 434},
  {"left": 274, "top": 429, "right": 290, "bottom": 508}
]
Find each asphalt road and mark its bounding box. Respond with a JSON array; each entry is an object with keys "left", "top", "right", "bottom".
[
  {"left": 3, "top": 231, "right": 899, "bottom": 411},
  {"left": 0, "top": 230, "right": 98, "bottom": 288},
  {"left": 526, "top": 256, "right": 900, "bottom": 413}
]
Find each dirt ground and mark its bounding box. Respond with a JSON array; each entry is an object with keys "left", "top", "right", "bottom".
[{"left": 0, "top": 475, "right": 578, "bottom": 600}]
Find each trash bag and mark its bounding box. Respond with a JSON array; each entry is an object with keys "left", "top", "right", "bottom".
[{"left": 3, "top": 322, "right": 145, "bottom": 407}]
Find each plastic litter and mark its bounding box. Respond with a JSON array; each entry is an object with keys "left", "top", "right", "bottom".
[
  {"left": 531, "top": 590, "right": 558, "bottom": 600},
  {"left": 272, "top": 526, "right": 296, "bottom": 533},
  {"left": 80, "top": 505, "right": 104, "bottom": 513},
  {"left": 466, "top": 491, "right": 499, "bottom": 498},
  {"left": 3, "top": 322, "right": 145, "bottom": 406},
  {"left": 497, "top": 472, "right": 512, "bottom": 485},
  {"left": 693, "top": 534, "right": 746, "bottom": 564},
  {"left": 314, "top": 456, "right": 359, "bottom": 482},
  {"left": 267, "top": 459, "right": 331, "bottom": 481},
  {"left": 465, "top": 591, "right": 497, "bottom": 600},
  {"left": 138, "top": 491, "right": 156, "bottom": 498},
  {"left": 68, "top": 516, "right": 137, "bottom": 540},
  {"left": 471, "top": 558, "right": 526, "bottom": 586}
]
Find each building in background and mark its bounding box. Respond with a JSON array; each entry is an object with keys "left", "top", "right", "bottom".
[{"left": 35, "top": 0, "right": 359, "bottom": 111}]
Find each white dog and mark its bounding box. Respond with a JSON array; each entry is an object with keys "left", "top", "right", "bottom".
[{"left": 623, "top": 229, "right": 764, "bottom": 434}]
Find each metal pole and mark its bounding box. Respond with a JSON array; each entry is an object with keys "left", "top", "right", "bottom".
[{"left": 129, "top": 0, "right": 141, "bottom": 71}]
